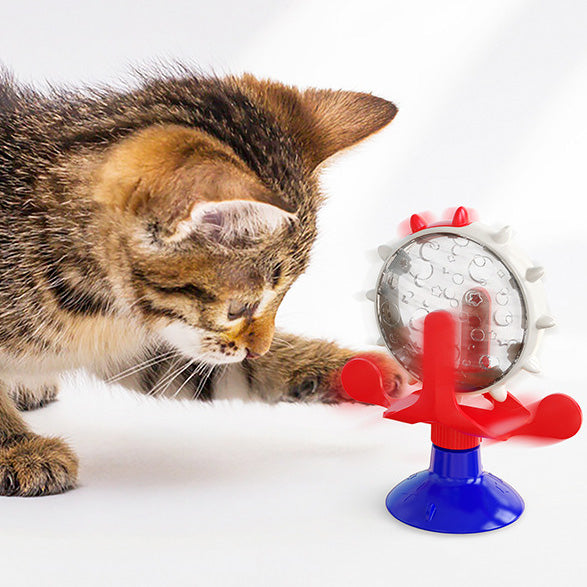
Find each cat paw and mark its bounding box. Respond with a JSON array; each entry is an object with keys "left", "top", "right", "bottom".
[
  {"left": 0, "top": 435, "right": 79, "bottom": 497},
  {"left": 327, "top": 351, "right": 409, "bottom": 403},
  {"left": 9, "top": 383, "right": 59, "bottom": 411},
  {"left": 246, "top": 335, "right": 409, "bottom": 404},
  {"left": 282, "top": 347, "right": 407, "bottom": 404}
]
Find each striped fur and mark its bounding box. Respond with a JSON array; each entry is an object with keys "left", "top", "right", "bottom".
[{"left": 0, "top": 66, "right": 399, "bottom": 496}]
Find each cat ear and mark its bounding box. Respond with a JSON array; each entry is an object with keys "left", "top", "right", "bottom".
[
  {"left": 298, "top": 89, "right": 398, "bottom": 168},
  {"left": 167, "top": 199, "right": 295, "bottom": 245},
  {"left": 238, "top": 76, "right": 397, "bottom": 170}
]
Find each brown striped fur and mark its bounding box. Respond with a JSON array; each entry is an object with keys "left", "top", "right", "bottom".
[{"left": 0, "top": 66, "right": 400, "bottom": 496}]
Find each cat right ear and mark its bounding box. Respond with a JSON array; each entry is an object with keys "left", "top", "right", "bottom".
[{"left": 93, "top": 124, "right": 296, "bottom": 245}]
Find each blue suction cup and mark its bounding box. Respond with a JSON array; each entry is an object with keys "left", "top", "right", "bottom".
[{"left": 385, "top": 445, "right": 525, "bottom": 534}]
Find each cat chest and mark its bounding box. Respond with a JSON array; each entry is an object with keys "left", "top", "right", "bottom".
[{"left": 60, "top": 314, "right": 147, "bottom": 366}]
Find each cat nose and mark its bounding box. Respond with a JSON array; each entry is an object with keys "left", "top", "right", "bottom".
[{"left": 246, "top": 349, "right": 261, "bottom": 360}]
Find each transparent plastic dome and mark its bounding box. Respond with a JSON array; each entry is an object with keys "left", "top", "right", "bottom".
[{"left": 376, "top": 232, "right": 527, "bottom": 392}]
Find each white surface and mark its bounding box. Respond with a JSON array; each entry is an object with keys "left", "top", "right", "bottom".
[
  {"left": 1, "top": 0, "right": 587, "bottom": 585},
  {"left": 2, "top": 377, "right": 585, "bottom": 587}
]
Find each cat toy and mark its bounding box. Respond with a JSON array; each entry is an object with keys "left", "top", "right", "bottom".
[{"left": 341, "top": 207, "right": 582, "bottom": 533}]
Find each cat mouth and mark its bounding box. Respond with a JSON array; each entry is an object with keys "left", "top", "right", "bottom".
[
  {"left": 197, "top": 335, "right": 249, "bottom": 364},
  {"left": 159, "top": 323, "right": 247, "bottom": 365}
]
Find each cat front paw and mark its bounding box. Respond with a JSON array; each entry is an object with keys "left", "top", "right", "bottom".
[
  {"left": 246, "top": 334, "right": 409, "bottom": 404},
  {"left": 0, "top": 435, "right": 78, "bottom": 497},
  {"left": 323, "top": 351, "right": 409, "bottom": 404}
]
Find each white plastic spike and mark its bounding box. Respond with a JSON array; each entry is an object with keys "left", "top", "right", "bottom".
[
  {"left": 489, "top": 385, "right": 508, "bottom": 402},
  {"left": 366, "top": 289, "right": 376, "bottom": 302},
  {"left": 525, "top": 266, "right": 545, "bottom": 283},
  {"left": 492, "top": 225, "right": 512, "bottom": 244},
  {"left": 377, "top": 245, "right": 393, "bottom": 261},
  {"left": 536, "top": 315, "right": 556, "bottom": 329},
  {"left": 523, "top": 356, "right": 541, "bottom": 373}
]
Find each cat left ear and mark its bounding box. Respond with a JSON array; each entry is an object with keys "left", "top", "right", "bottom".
[
  {"left": 299, "top": 88, "right": 398, "bottom": 168},
  {"left": 167, "top": 199, "right": 295, "bottom": 245},
  {"left": 238, "top": 75, "right": 398, "bottom": 170}
]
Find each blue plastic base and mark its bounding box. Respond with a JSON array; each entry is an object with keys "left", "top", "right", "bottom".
[{"left": 386, "top": 445, "right": 525, "bottom": 534}]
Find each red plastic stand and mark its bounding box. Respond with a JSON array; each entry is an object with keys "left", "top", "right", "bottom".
[{"left": 341, "top": 311, "right": 582, "bottom": 447}]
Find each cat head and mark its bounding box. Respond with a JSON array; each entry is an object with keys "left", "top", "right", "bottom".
[{"left": 93, "top": 75, "right": 397, "bottom": 364}]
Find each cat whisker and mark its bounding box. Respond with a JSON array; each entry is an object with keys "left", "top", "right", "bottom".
[
  {"left": 272, "top": 335, "right": 295, "bottom": 350},
  {"left": 148, "top": 356, "right": 185, "bottom": 397},
  {"left": 172, "top": 360, "right": 203, "bottom": 399},
  {"left": 106, "top": 349, "right": 180, "bottom": 383},
  {"left": 154, "top": 357, "right": 197, "bottom": 397},
  {"left": 193, "top": 363, "right": 215, "bottom": 400}
]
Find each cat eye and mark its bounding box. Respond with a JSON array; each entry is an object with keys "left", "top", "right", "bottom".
[{"left": 227, "top": 300, "right": 259, "bottom": 321}]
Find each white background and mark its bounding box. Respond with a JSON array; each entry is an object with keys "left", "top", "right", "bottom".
[{"left": 1, "top": 1, "right": 586, "bottom": 585}]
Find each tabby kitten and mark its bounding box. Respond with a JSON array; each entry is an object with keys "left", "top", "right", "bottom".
[{"left": 0, "top": 68, "right": 402, "bottom": 497}]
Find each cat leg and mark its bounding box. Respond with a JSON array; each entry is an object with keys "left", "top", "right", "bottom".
[
  {"left": 105, "top": 336, "right": 405, "bottom": 404},
  {"left": 0, "top": 380, "right": 78, "bottom": 496},
  {"left": 7, "top": 380, "right": 59, "bottom": 411},
  {"left": 214, "top": 332, "right": 407, "bottom": 404}
]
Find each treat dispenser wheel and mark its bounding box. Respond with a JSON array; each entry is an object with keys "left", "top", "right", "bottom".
[{"left": 341, "top": 207, "right": 582, "bottom": 533}]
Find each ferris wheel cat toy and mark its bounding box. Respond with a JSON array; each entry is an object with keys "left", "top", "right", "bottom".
[{"left": 341, "top": 207, "right": 582, "bottom": 534}]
